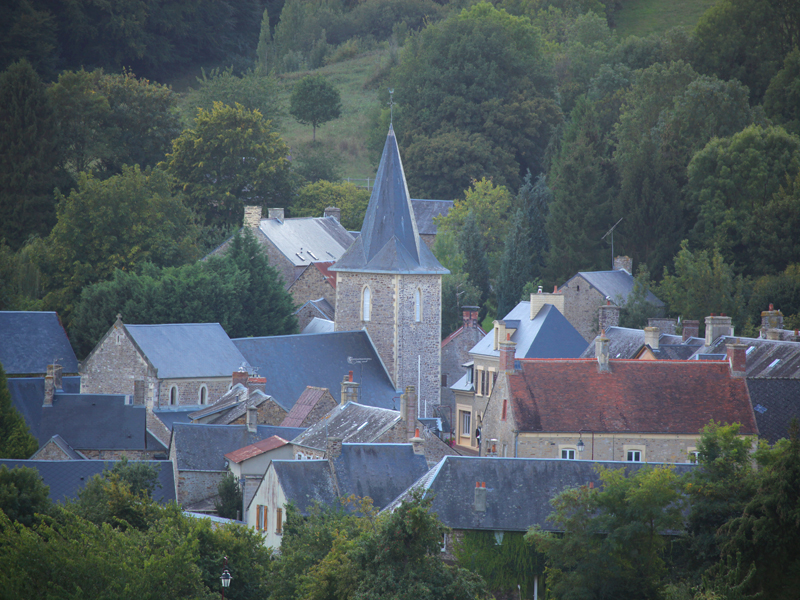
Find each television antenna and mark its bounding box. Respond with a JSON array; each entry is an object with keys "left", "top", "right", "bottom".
[
  {"left": 388, "top": 89, "right": 394, "bottom": 127},
  {"left": 347, "top": 356, "right": 372, "bottom": 403},
  {"left": 601, "top": 217, "right": 623, "bottom": 269}
]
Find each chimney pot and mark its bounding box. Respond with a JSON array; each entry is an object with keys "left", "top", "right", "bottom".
[
  {"left": 682, "top": 320, "right": 700, "bottom": 342},
  {"left": 232, "top": 370, "right": 249, "bottom": 388},
  {"left": 323, "top": 206, "right": 341, "bottom": 221},
  {"left": 268, "top": 207, "right": 285, "bottom": 221},
  {"left": 499, "top": 337, "right": 517, "bottom": 373},
  {"left": 770, "top": 303, "right": 774, "bottom": 311}
]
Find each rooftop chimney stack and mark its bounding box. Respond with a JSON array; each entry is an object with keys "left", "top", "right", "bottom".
[
  {"left": 268, "top": 208, "right": 285, "bottom": 221},
  {"left": 726, "top": 343, "right": 747, "bottom": 377},
  {"left": 682, "top": 320, "right": 700, "bottom": 342},
  {"left": 246, "top": 406, "right": 258, "bottom": 432},
  {"left": 323, "top": 206, "right": 341, "bottom": 222},
  {"left": 243, "top": 205, "right": 262, "bottom": 228},
  {"left": 44, "top": 364, "right": 58, "bottom": 407},
  {"left": 761, "top": 304, "right": 784, "bottom": 338},
  {"left": 644, "top": 327, "right": 660, "bottom": 350},
  {"left": 401, "top": 386, "right": 418, "bottom": 441},
  {"left": 598, "top": 302, "right": 621, "bottom": 332},
  {"left": 596, "top": 332, "right": 611, "bottom": 373},
  {"left": 247, "top": 376, "right": 267, "bottom": 395},
  {"left": 613, "top": 255, "right": 633, "bottom": 273},
  {"left": 326, "top": 436, "right": 343, "bottom": 460},
  {"left": 411, "top": 428, "right": 425, "bottom": 455},
  {"left": 340, "top": 371, "right": 359, "bottom": 406},
  {"left": 499, "top": 334, "right": 517, "bottom": 373},
  {"left": 530, "top": 289, "right": 565, "bottom": 319},
  {"left": 705, "top": 315, "right": 733, "bottom": 346},
  {"left": 473, "top": 481, "right": 487, "bottom": 512},
  {"left": 232, "top": 370, "right": 249, "bottom": 389},
  {"left": 462, "top": 305, "right": 479, "bottom": 328}
]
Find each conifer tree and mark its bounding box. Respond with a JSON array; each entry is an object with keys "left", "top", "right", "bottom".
[
  {"left": 255, "top": 8, "right": 272, "bottom": 75},
  {"left": 459, "top": 211, "right": 491, "bottom": 315},
  {"left": 0, "top": 59, "right": 64, "bottom": 249},
  {"left": 0, "top": 363, "right": 39, "bottom": 459},
  {"left": 496, "top": 210, "right": 531, "bottom": 318}
]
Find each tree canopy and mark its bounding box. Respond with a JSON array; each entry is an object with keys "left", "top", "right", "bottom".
[{"left": 289, "top": 74, "right": 342, "bottom": 141}]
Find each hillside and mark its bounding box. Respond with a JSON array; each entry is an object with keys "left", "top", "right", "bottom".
[{"left": 613, "top": 0, "right": 717, "bottom": 37}]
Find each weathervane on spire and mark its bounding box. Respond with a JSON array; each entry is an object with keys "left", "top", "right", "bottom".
[{"left": 388, "top": 88, "right": 394, "bottom": 127}]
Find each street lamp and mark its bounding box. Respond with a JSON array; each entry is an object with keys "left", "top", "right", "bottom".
[
  {"left": 220, "top": 556, "right": 232, "bottom": 599},
  {"left": 577, "top": 437, "right": 585, "bottom": 454}
]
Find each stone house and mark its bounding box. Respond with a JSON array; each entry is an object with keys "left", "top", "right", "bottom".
[
  {"left": 451, "top": 297, "right": 587, "bottom": 453},
  {"left": 558, "top": 256, "right": 665, "bottom": 342},
  {"left": 168, "top": 423, "right": 305, "bottom": 508},
  {"left": 187, "top": 372, "right": 289, "bottom": 427},
  {"left": 232, "top": 330, "right": 397, "bottom": 412},
  {"left": 294, "top": 297, "right": 335, "bottom": 331},
  {"left": 410, "top": 199, "right": 453, "bottom": 248},
  {"left": 331, "top": 127, "right": 449, "bottom": 418},
  {"left": 439, "top": 307, "right": 485, "bottom": 439},
  {"left": 81, "top": 318, "right": 249, "bottom": 413},
  {"left": 479, "top": 336, "right": 758, "bottom": 461},
  {"left": 385, "top": 456, "right": 695, "bottom": 566},
  {"left": 0, "top": 311, "right": 79, "bottom": 376},
  {"left": 248, "top": 441, "right": 430, "bottom": 548},
  {"left": 288, "top": 260, "right": 336, "bottom": 312}
]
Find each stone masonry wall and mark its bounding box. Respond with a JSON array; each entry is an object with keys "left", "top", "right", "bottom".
[
  {"left": 335, "top": 272, "right": 398, "bottom": 383},
  {"left": 229, "top": 399, "right": 287, "bottom": 426},
  {"left": 441, "top": 327, "right": 485, "bottom": 423},
  {"left": 513, "top": 433, "right": 700, "bottom": 464},
  {"left": 80, "top": 449, "right": 156, "bottom": 460},
  {"left": 81, "top": 322, "right": 155, "bottom": 397},
  {"left": 288, "top": 265, "right": 336, "bottom": 310},
  {"left": 294, "top": 303, "right": 327, "bottom": 332},
  {"left": 300, "top": 391, "right": 336, "bottom": 426},
  {"left": 176, "top": 469, "right": 227, "bottom": 505},
  {"left": 560, "top": 275, "right": 608, "bottom": 342},
  {"left": 260, "top": 237, "right": 296, "bottom": 288},
  {"left": 156, "top": 377, "right": 231, "bottom": 409},
  {"left": 34, "top": 440, "right": 72, "bottom": 460}
]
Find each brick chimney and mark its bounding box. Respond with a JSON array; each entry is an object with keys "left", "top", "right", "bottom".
[
  {"left": 411, "top": 427, "right": 424, "bottom": 455},
  {"left": 247, "top": 376, "right": 267, "bottom": 395},
  {"left": 530, "top": 287, "right": 565, "bottom": 319},
  {"left": 323, "top": 206, "right": 341, "bottom": 221},
  {"left": 326, "top": 436, "right": 343, "bottom": 459},
  {"left": 473, "top": 482, "right": 487, "bottom": 512},
  {"left": 596, "top": 332, "right": 610, "bottom": 373},
  {"left": 598, "top": 301, "right": 621, "bottom": 332},
  {"left": 401, "top": 386, "right": 418, "bottom": 441},
  {"left": 134, "top": 379, "right": 145, "bottom": 406},
  {"left": 644, "top": 326, "right": 660, "bottom": 350},
  {"left": 648, "top": 318, "right": 677, "bottom": 335},
  {"left": 243, "top": 205, "right": 262, "bottom": 228},
  {"left": 268, "top": 208, "right": 285, "bottom": 221},
  {"left": 613, "top": 255, "right": 633, "bottom": 273},
  {"left": 726, "top": 343, "right": 747, "bottom": 378},
  {"left": 246, "top": 406, "right": 258, "bottom": 432},
  {"left": 761, "top": 304, "right": 784, "bottom": 338},
  {"left": 340, "top": 371, "right": 359, "bottom": 405},
  {"left": 705, "top": 315, "right": 733, "bottom": 346},
  {"left": 499, "top": 334, "right": 517, "bottom": 373},
  {"left": 462, "top": 305, "right": 479, "bottom": 328},
  {"left": 682, "top": 320, "right": 699, "bottom": 342},
  {"left": 232, "top": 370, "right": 249, "bottom": 388}
]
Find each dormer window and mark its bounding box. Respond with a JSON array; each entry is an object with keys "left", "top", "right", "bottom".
[{"left": 362, "top": 286, "right": 371, "bottom": 321}]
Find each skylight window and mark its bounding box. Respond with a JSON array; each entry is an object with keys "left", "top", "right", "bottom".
[
  {"left": 767, "top": 358, "right": 781, "bottom": 370},
  {"left": 746, "top": 346, "right": 756, "bottom": 355},
  {"left": 308, "top": 250, "right": 319, "bottom": 260},
  {"left": 754, "top": 404, "right": 767, "bottom": 414}
]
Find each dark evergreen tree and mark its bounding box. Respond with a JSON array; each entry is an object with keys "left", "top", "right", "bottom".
[
  {"left": 496, "top": 209, "right": 531, "bottom": 318},
  {"left": 0, "top": 59, "right": 64, "bottom": 250},
  {"left": 215, "top": 473, "right": 244, "bottom": 520},
  {"left": 441, "top": 272, "right": 482, "bottom": 337},
  {"left": 0, "top": 363, "right": 39, "bottom": 459},
  {"left": 517, "top": 171, "right": 551, "bottom": 279},
  {"left": 459, "top": 210, "right": 491, "bottom": 317}
]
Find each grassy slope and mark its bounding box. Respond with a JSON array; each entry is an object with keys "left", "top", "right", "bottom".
[{"left": 613, "top": 0, "right": 717, "bottom": 37}]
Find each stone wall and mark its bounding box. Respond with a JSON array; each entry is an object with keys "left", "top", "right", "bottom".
[
  {"left": 80, "top": 449, "right": 157, "bottom": 460},
  {"left": 260, "top": 237, "right": 296, "bottom": 288},
  {"left": 81, "top": 321, "right": 156, "bottom": 398},
  {"left": 33, "top": 440, "right": 72, "bottom": 460},
  {"left": 559, "top": 275, "right": 608, "bottom": 342},
  {"left": 294, "top": 303, "right": 327, "bottom": 332},
  {"left": 299, "top": 390, "right": 336, "bottom": 426},
  {"left": 229, "top": 398, "right": 287, "bottom": 426},
  {"left": 156, "top": 377, "right": 231, "bottom": 409},
  {"left": 420, "top": 234, "right": 436, "bottom": 249},
  {"left": 441, "top": 327, "right": 484, "bottom": 423},
  {"left": 175, "top": 469, "right": 226, "bottom": 505},
  {"left": 288, "top": 265, "right": 336, "bottom": 310}
]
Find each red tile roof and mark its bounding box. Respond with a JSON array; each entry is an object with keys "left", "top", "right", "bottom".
[
  {"left": 507, "top": 359, "right": 757, "bottom": 435},
  {"left": 224, "top": 435, "right": 289, "bottom": 463},
  {"left": 442, "top": 324, "right": 487, "bottom": 348},
  {"left": 281, "top": 386, "right": 329, "bottom": 428},
  {"left": 313, "top": 261, "right": 336, "bottom": 289}
]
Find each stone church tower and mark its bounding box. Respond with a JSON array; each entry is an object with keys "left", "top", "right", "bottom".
[{"left": 331, "top": 127, "right": 448, "bottom": 417}]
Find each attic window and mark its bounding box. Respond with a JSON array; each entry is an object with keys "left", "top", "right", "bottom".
[
  {"left": 295, "top": 252, "right": 306, "bottom": 261},
  {"left": 767, "top": 358, "right": 781, "bottom": 370},
  {"left": 754, "top": 404, "right": 767, "bottom": 414},
  {"left": 308, "top": 250, "right": 319, "bottom": 260}
]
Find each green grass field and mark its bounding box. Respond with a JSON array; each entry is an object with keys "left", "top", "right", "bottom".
[{"left": 613, "top": 0, "right": 717, "bottom": 37}]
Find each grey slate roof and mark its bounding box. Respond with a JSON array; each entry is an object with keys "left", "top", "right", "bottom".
[
  {"left": 565, "top": 270, "right": 664, "bottom": 307},
  {"left": 271, "top": 443, "right": 430, "bottom": 514},
  {"left": 33, "top": 435, "right": 85, "bottom": 460},
  {"left": 7, "top": 376, "right": 80, "bottom": 440},
  {"left": 39, "top": 393, "right": 167, "bottom": 452},
  {"left": 698, "top": 336, "right": 800, "bottom": 378},
  {"left": 291, "top": 402, "right": 401, "bottom": 451},
  {"left": 386, "top": 456, "right": 694, "bottom": 532},
  {"left": 410, "top": 199, "right": 453, "bottom": 236},
  {"left": 152, "top": 407, "right": 196, "bottom": 431},
  {"left": 258, "top": 215, "right": 354, "bottom": 267},
  {"left": 171, "top": 423, "right": 305, "bottom": 471},
  {"left": 647, "top": 345, "right": 701, "bottom": 360},
  {"left": 126, "top": 323, "right": 248, "bottom": 379},
  {"left": 294, "top": 297, "right": 335, "bottom": 321},
  {"left": 746, "top": 379, "right": 800, "bottom": 444},
  {"left": 0, "top": 459, "right": 176, "bottom": 503},
  {"left": 0, "top": 311, "right": 79, "bottom": 375},
  {"left": 331, "top": 128, "right": 448, "bottom": 275},
  {"left": 233, "top": 331, "right": 397, "bottom": 411},
  {"left": 302, "top": 317, "right": 335, "bottom": 334},
  {"left": 188, "top": 383, "right": 249, "bottom": 421},
  {"left": 580, "top": 327, "right": 704, "bottom": 359},
  {"left": 470, "top": 303, "right": 588, "bottom": 359}
]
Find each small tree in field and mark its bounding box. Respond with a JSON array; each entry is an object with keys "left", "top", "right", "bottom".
[{"left": 290, "top": 75, "right": 341, "bottom": 141}]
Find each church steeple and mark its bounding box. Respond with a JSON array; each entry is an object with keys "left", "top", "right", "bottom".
[{"left": 332, "top": 128, "right": 448, "bottom": 275}]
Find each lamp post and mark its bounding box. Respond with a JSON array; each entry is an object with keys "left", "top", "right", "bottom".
[
  {"left": 578, "top": 429, "right": 594, "bottom": 459},
  {"left": 220, "top": 556, "right": 232, "bottom": 600}
]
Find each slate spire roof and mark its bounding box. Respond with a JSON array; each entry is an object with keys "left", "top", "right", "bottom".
[{"left": 331, "top": 127, "right": 448, "bottom": 275}]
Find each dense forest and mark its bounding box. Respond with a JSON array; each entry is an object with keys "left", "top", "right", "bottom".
[{"left": 1, "top": 0, "right": 799, "bottom": 345}]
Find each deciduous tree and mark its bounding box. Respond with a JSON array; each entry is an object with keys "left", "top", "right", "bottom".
[{"left": 289, "top": 74, "right": 342, "bottom": 141}]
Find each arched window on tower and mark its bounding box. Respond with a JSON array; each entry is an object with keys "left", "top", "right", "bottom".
[
  {"left": 169, "top": 385, "right": 178, "bottom": 406},
  {"left": 362, "top": 286, "right": 371, "bottom": 321},
  {"left": 414, "top": 288, "right": 422, "bottom": 322}
]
